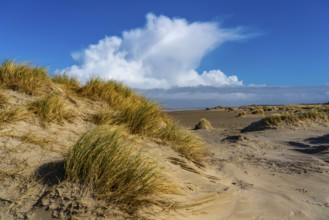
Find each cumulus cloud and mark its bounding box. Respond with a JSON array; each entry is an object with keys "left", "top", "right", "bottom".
[{"left": 61, "top": 13, "right": 245, "bottom": 89}]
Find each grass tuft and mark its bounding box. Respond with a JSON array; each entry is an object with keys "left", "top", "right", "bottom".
[
  {"left": 65, "top": 125, "right": 171, "bottom": 206},
  {"left": 264, "top": 109, "right": 328, "bottom": 127},
  {"left": 112, "top": 101, "right": 165, "bottom": 136},
  {"left": 93, "top": 109, "right": 113, "bottom": 125},
  {"left": 30, "top": 93, "right": 74, "bottom": 125},
  {"left": 52, "top": 73, "right": 80, "bottom": 91},
  {"left": 0, "top": 60, "right": 52, "bottom": 95},
  {"left": 0, "top": 106, "right": 30, "bottom": 124},
  {"left": 160, "top": 122, "right": 205, "bottom": 161},
  {"left": 79, "top": 78, "right": 134, "bottom": 108},
  {"left": 238, "top": 111, "right": 248, "bottom": 117},
  {"left": 251, "top": 108, "right": 265, "bottom": 116},
  {"left": 194, "top": 118, "right": 213, "bottom": 130},
  {"left": 0, "top": 92, "right": 8, "bottom": 107}
]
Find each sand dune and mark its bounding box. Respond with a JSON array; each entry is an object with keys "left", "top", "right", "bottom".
[{"left": 1, "top": 87, "right": 329, "bottom": 219}]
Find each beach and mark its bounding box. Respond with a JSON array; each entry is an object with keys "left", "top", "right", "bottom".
[
  {"left": 1, "top": 84, "right": 329, "bottom": 219},
  {"left": 166, "top": 109, "right": 329, "bottom": 219}
]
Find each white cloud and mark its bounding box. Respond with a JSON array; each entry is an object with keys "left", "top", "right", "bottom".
[{"left": 61, "top": 13, "right": 244, "bottom": 89}]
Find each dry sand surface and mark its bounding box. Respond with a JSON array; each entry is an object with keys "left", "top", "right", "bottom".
[
  {"left": 168, "top": 110, "right": 329, "bottom": 220},
  {"left": 1, "top": 92, "right": 329, "bottom": 220}
]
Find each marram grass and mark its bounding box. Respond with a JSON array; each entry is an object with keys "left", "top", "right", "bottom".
[
  {"left": 0, "top": 106, "right": 30, "bottom": 124},
  {"left": 112, "top": 101, "right": 165, "bottom": 136},
  {"left": 30, "top": 93, "right": 74, "bottom": 125},
  {"left": 0, "top": 60, "right": 52, "bottom": 95},
  {"left": 65, "top": 125, "right": 173, "bottom": 206},
  {"left": 93, "top": 109, "right": 113, "bottom": 125},
  {"left": 194, "top": 118, "right": 213, "bottom": 130},
  {"left": 52, "top": 73, "right": 80, "bottom": 91},
  {"left": 159, "top": 122, "right": 205, "bottom": 161},
  {"left": 264, "top": 109, "right": 328, "bottom": 127},
  {"left": 0, "top": 92, "right": 8, "bottom": 107},
  {"left": 79, "top": 78, "right": 134, "bottom": 108}
]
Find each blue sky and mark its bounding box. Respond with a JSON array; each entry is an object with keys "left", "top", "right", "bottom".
[{"left": 1, "top": 0, "right": 329, "bottom": 107}]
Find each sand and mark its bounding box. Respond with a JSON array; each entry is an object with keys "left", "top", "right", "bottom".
[
  {"left": 167, "top": 110, "right": 329, "bottom": 220},
  {"left": 1, "top": 92, "right": 329, "bottom": 219}
]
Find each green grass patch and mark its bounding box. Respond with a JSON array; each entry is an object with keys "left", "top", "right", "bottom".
[{"left": 0, "top": 60, "right": 52, "bottom": 95}]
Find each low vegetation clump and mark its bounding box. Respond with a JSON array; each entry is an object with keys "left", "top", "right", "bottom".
[
  {"left": 251, "top": 108, "right": 265, "bottom": 116},
  {"left": 160, "top": 122, "right": 205, "bottom": 161},
  {"left": 238, "top": 111, "right": 248, "bottom": 117},
  {"left": 299, "top": 109, "right": 328, "bottom": 121},
  {"left": 112, "top": 101, "right": 165, "bottom": 136},
  {"left": 0, "top": 60, "right": 52, "bottom": 95},
  {"left": 52, "top": 73, "right": 80, "bottom": 91},
  {"left": 264, "top": 109, "right": 328, "bottom": 127},
  {"left": 0, "top": 92, "right": 8, "bottom": 107},
  {"left": 65, "top": 125, "right": 171, "bottom": 206},
  {"left": 93, "top": 109, "right": 113, "bottom": 125},
  {"left": 194, "top": 118, "right": 213, "bottom": 130},
  {"left": 67, "top": 76, "right": 206, "bottom": 161},
  {"left": 30, "top": 93, "right": 74, "bottom": 125},
  {"left": 79, "top": 78, "right": 135, "bottom": 108},
  {"left": 0, "top": 106, "right": 30, "bottom": 124}
]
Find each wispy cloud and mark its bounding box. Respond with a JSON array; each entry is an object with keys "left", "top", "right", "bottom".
[{"left": 61, "top": 13, "right": 246, "bottom": 89}]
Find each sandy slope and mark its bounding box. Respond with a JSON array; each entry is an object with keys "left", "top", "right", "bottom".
[
  {"left": 167, "top": 110, "right": 329, "bottom": 220},
  {"left": 1, "top": 91, "right": 329, "bottom": 219}
]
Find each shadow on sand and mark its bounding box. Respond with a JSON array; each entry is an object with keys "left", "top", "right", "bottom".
[{"left": 34, "top": 160, "right": 65, "bottom": 186}]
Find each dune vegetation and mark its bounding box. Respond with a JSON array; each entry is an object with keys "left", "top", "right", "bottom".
[
  {"left": 264, "top": 110, "right": 328, "bottom": 127},
  {"left": 0, "top": 105, "right": 30, "bottom": 125},
  {"left": 30, "top": 93, "right": 75, "bottom": 126},
  {"left": 65, "top": 125, "right": 173, "bottom": 207},
  {"left": 52, "top": 73, "right": 80, "bottom": 91},
  {"left": 0, "top": 60, "right": 52, "bottom": 95},
  {"left": 0, "top": 60, "right": 206, "bottom": 217},
  {"left": 194, "top": 118, "right": 213, "bottom": 130},
  {"left": 0, "top": 92, "right": 8, "bottom": 107}
]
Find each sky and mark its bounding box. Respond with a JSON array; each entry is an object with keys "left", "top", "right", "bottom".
[{"left": 1, "top": 0, "right": 329, "bottom": 108}]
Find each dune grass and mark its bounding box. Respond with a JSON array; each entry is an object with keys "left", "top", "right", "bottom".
[
  {"left": 79, "top": 78, "right": 135, "bottom": 108},
  {"left": 251, "top": 108, "right": 265, "bottom": 116},
  {"left": 30, "top": 93, "right": 74, "bottom": 125},
  {"left": 93, "top": 109, "right": 113, "bottom": 125},
  {"left": 238, "top": 110, "right": 248, "bottom": 117},
  {"left": 0, "top": 92, "right": 8, "bottom": 107},
  {"left": 112, "top": 101, "right": 165, "bottom": 136},
  {"left": 52, "top": 73, "right": 80, "bottom": 91},
  {"left": 160, "top": 122, "right": 205, "bottom": 161},
  {"left": 299, "top": 109, "right": 328, "bottom": 121},
  {"left": 0, "top": 106, "right": 30, "bottom": 124},
  {"left": 194, "top": 118, "right": 213, "bottom": 130},
  {"left": 0, "top": 60, "right": 52, "bottom": 95},
  {"left": 65, "top": 125, "right": 172, "bottom": 206},
  {"left": 264, "top": 109, "right": 328, "bottom": 127}
]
